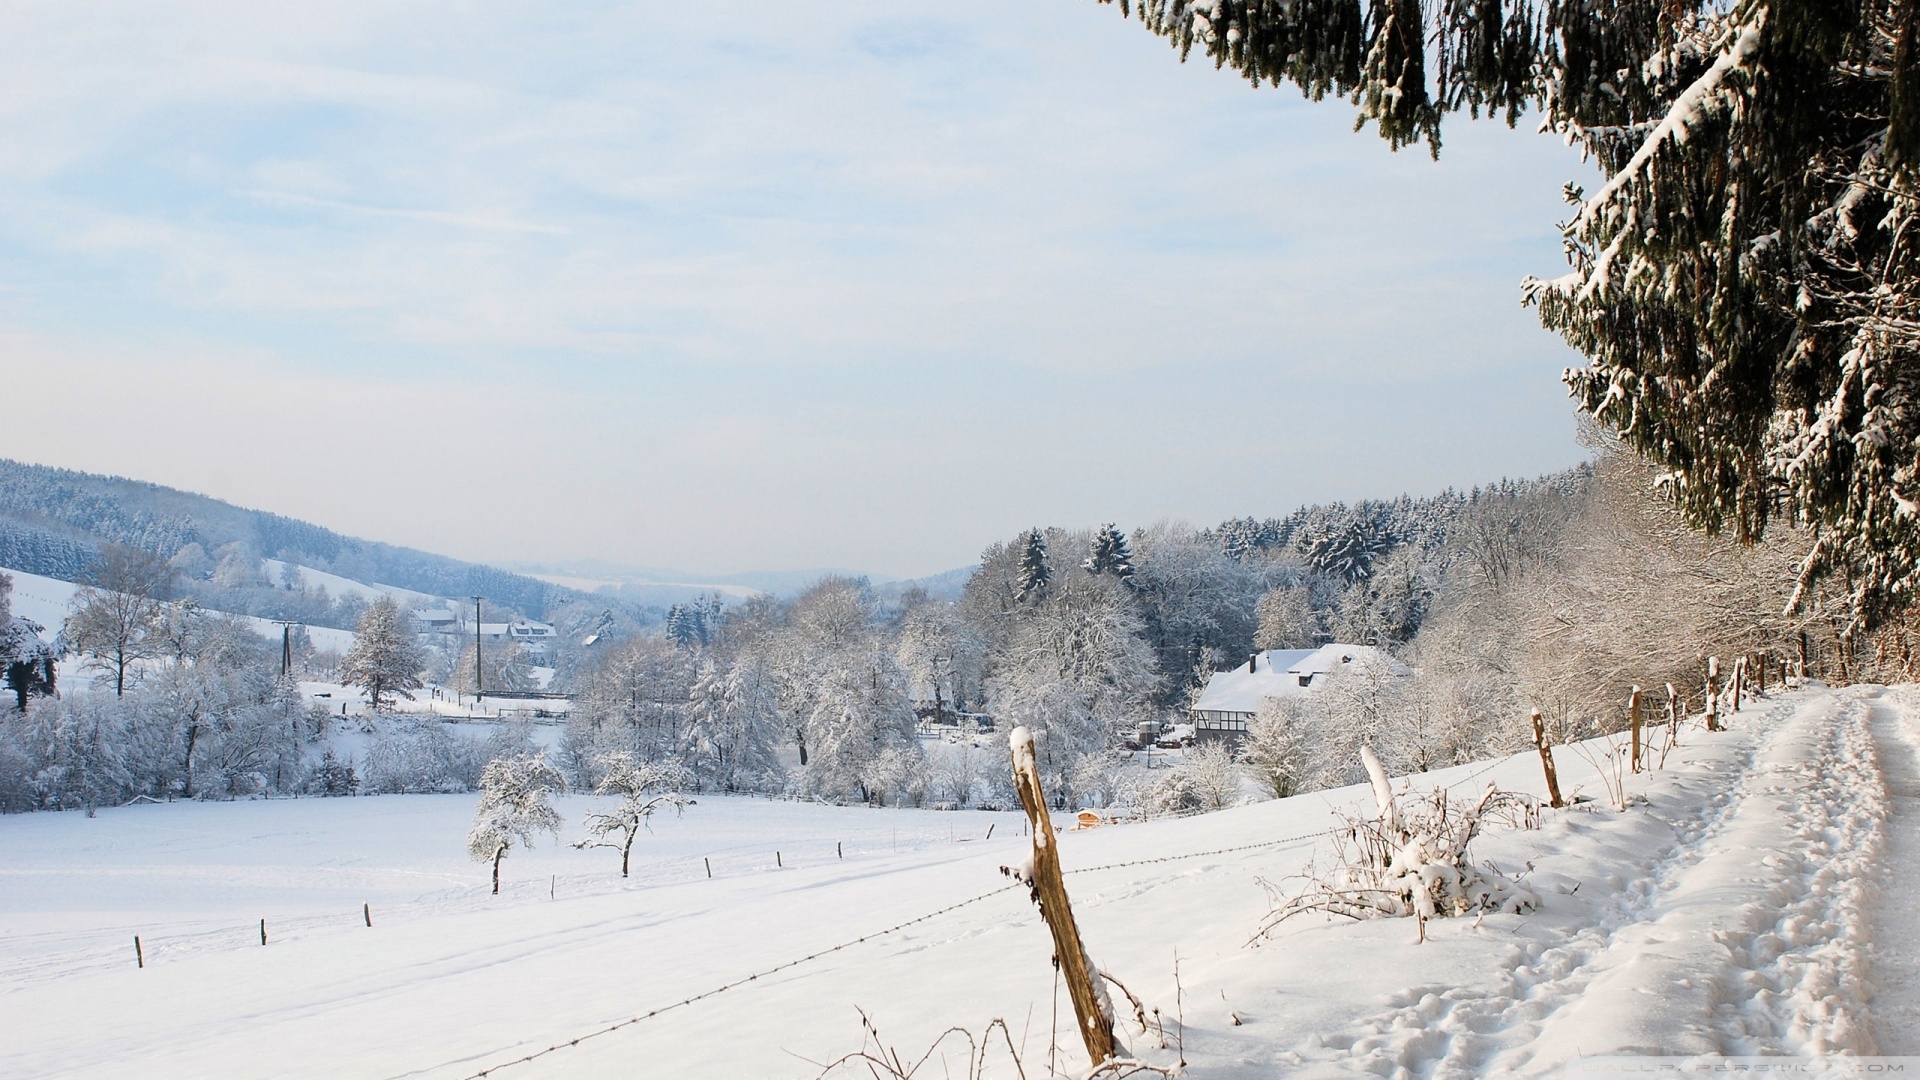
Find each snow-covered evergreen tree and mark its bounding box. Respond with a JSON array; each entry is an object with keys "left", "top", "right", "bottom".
[
  {"left": 467, "top": 754, "right": 566, "bottom": 894},
  {"left": 1014, "top": 528, "right": 1051, "bottom": 602},
  {"left": 1083, "top": 522, "right": 1137, "bottom": 583},
  {"left": 0, "top": 573, "right": 58, "bottom": 712},
  {"left": 340, "top": 596, "right": 426, "bottom": 710},
  {"left": 1102, "top": 0, "right": 1920, "bottom": 629}
]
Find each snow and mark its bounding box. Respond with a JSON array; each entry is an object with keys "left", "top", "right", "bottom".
[
  {"left": 0, "top": 565, "right": 356, "bottom": 656},
  {"left": 261, "top": 559, "right": 438, "bottom": 607},
  {"left": 1, "top": 565, "right": 80, "bottom": 634},
  {"left": 2, "top": 685, "right": 1918, "bottom": 1077},
  {"left": 1191, "top": 644, "right": 1405, "bottom": 716}
]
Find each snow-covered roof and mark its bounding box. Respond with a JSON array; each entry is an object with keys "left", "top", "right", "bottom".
[
  {"left": 412, "top": 609, "right": 460, "bottom": 624},
  {"left": 1190, "top": 644, "right": 1407, "bottom": 716},
  {"left": 1285, "top": 643, "right": 1410, "bottom": 679}
]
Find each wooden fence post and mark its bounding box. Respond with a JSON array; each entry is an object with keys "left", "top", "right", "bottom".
[
  {"left": 1665, "top": 683, "right": 1680, "bottom": 748},
  {"left": 1005, "top": 727, "right": 1118, "bottom": 1068},
  {"left": 260, "top": 919, "right": 267, "bottom": 946},
  {"left": 1530, "top": 709, "right": 1565, "bottom": 808},
  {"left": 1704, "top": 657, "right": 1722, "bottom": 731},
  {"left": 1730, "top": 657, "right": 1745, "bottom": 714},
  {"left": 1628, "top": 686, "right": 1643, "bottom": 774},
  {"left": 363, "top": 903, "right": 372, "bottom": 927},
  {"left": 134, "top": 935, "right": 143, "bottom": 969}
]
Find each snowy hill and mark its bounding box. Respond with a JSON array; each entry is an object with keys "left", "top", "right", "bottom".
[
  {"left": 0, "top": 566, "right": 357, "bottom": 653},
  {"left": 2, "top": 684, "right": 1913, "bottom": 1076},
  {"left": 0, "top": 457, "right": 578, "bottom": 619}
]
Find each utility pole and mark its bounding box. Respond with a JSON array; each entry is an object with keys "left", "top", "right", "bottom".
[
  {"left": 471, "top": 596, "right": 485, "bottom": 703},
  {"left": 273, "top": 621, "right": 299, "bottom": 680}
]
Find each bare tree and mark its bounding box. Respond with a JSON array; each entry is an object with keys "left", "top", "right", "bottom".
[{"left": 63, "top": 545, "right": 174, "bottom": 696}]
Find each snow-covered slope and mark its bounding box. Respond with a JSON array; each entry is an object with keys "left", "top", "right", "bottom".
[
  {"left": 261, "top": 558, "right": 438, "bottom": 607},
  {"left": 0, "top": 566, "right": 355, "bottom": 653},
  {"left": 1, "top": 686, "right": 1915, "bottom": 1077}
]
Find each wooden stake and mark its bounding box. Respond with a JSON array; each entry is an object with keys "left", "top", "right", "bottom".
[
  {"left": 134, "top": 935, "right": 143, "bottom": 969},
  {"left": 704, "top": 857, "right": 712, "bottom": 879},
  {"left": 260, "top": 919, "right": 267, "bottom": 946},
  {"left": 1705, "top": 657, "right": 1721, "bottom": 732},
  {"left": 837, "top": 841, "right": 842, "bottom": 859},
  {"left": 363, "top": 903, "right": 371, "bottom": 927},
  {"left": 1628, "top": 686, "right": 1643, "bottom": 774},
  {"left": 1731, "top": 657, "right": 1745, "bottom": 714},
  {"left": 1006, "top": 727, "right": 1118, "bottom": 1068},
  {"left": 776, "top": 850, "right": 782, "bottom": 868},
  {"left": 1530, "top": 709, "right": 1564, "bottom": 809}
]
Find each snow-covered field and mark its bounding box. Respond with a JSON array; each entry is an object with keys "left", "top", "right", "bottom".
[
  {"left": 0, "top": 565, "right": 358, "bottom": 653},
  {"left": 3, "top": 685, "right": 1918, "bottom": 1077}
]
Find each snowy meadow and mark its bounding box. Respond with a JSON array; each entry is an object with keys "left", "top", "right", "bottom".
[{"left": 5, "top": 686, "right": 1916, "bottom": 1078}]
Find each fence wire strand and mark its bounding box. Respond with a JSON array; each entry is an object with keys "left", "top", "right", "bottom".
[
  {"left": 429, "top": 753, "right": 1539, "bottom": 1080},
  {"left": 443, "top": 883, "right": 1025, "bottom": 1080}
]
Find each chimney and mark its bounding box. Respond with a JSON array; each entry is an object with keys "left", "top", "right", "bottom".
[{"left": 1247, "top": 653, "right": 1258, "bottom": 674}]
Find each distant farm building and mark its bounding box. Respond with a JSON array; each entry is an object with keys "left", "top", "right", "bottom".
[{"left": 1189, "top": 643, "right": 1408, "bottom": 745}]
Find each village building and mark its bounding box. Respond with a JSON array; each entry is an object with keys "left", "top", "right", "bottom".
[{"left": 1188, "top": 643, "right": 1408, "bottom": 745}]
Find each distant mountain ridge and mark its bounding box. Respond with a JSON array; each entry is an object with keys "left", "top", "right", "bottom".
[
  {"left": 0, "top": 458, "right": 577, "bottom": 618},
  {"left": 503, "top": 559, "right": 973, "bottom": 604}
]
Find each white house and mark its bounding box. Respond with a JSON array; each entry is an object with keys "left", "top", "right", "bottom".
[
  {"left": 411, "top": 608, "right": 462, "bottom": 634},
  {"left": 1189, "top": 643, "right": 1409, "bottom": 744}
]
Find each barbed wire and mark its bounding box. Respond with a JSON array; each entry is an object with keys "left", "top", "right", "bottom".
[
  {"left": 439, "top": 882, "right": 1026, "bottom": 1080},
  {"left": 426, "top": 751, "right": 1545, "bottom": 1079}
]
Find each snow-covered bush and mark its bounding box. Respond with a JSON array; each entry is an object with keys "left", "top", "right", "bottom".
[
  {"left": 1183, "top": 741, "right": 1242, "bottom": 811},
  {"left": 361, "top": 717, "right": 484, "bottom": 794},
  {"left": 1255, "top": 749, "right": 1539, "bottom": 943},
  {"left": 308, "top": 750, "right": 359, "bottom": 796}
]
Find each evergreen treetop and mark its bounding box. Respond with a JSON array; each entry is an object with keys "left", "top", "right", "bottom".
[
  {"left": 1083, "top": 523, "right": 1138, "bottom": 582},
  {"left": 1015, "top": 528, "right": 1053, "bottom": 602}
]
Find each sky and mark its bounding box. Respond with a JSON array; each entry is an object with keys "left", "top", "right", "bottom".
[{"left": 0, "top": 1, "right": 1599, "bottom": 580}]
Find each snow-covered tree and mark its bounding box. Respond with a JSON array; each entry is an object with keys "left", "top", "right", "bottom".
[
  {"left": 800, "top": 646, "right": 918, "bottom": 803},
  {"left": 1102, "top": 0, "right": 1920, "bottom": 630},
  {"left": 467, "top": 754, "right": 566, "bottom": 894},
  {"left": 1242, "top": 696, "right": 1313, "bottom": 800},
  {"left": 340, "top": 596, "right": 426, "bottom": 710},
  {"left": 986, "top": 576, "right": 1159, "bottom": 805},
  {"left": 63, "top": 544, "right": 173, "bottom": 696},
  {"left": 1083, "top": 523, "right": 1137, "bottom": 583},
  {"left": 1253, "top": 584, "right": 1318, "bottom": 651},
  {"left": 683, "top": 657, "right": 784, "bottom": 792},
  {"left": 574, "top": 751, "right": 692, "bottom": 877},
  {"left": 1014, "top": 529, "right": 1051, "bottom": 602},
  {"left": 1, "top": 574, "right": 58, "bottom": 712},
  {"left": 1182, "top": 740, "right": 1242, "bottom": 811}
]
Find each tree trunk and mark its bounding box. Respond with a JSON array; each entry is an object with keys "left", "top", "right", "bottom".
[
  {"left": 492, "top": 846, "right": 505, "bottom": 894},
  {"left": 182, "top": 721, "right": 199, "bottom": 799},
  {"left": 621, "top": 831, "right": 634, "bottom": 878}
]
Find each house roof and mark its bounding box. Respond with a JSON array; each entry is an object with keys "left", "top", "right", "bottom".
[{"left": 1190, "top": 644, "right": 1408, "bottom": 716}]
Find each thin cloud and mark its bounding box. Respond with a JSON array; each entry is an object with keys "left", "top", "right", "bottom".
[{"left": 236, "top": 189, "right": 571, "bottom": 235}]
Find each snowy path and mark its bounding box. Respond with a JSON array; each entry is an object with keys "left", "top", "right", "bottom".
[
  {"left": 2, "top": 686, "right": 1917, "bottom": 1078},
  {"left": 1870, "top": 687, "right": 1920, "bottom": 1051}
]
